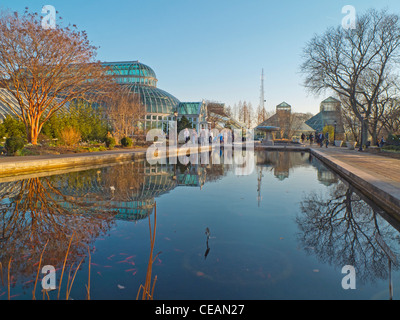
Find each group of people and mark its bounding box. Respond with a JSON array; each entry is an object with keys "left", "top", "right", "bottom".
[
  {"left": 301, "top": 131, "right": 330, "bottom": 148},
  {"left": 183, "top": 128, "right": 198, "bottom": 144},
  {"left": 183, "top": 127, "right": 234, "bottom": 146},
  {"left": 377, "top": 137, "right": 386, "bottom": 148},
  {"left": 300, "top": 131, "right": 388, "bottom": 150}
]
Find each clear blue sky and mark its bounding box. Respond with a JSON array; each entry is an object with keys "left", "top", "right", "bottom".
[{"left": 2, "top": 0, "right": 400, "bottom": 115}]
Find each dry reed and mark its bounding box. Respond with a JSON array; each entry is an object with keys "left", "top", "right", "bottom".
[
  {"left": 32, "top": 239, "right": 49, "bottom": 300},
  {"left": 136, "top": 202, "right": 160, "bottom": 300},
  {"left": 65, "top": 257, "right": 85, "bottom": 300},
  {"left": 7, "top": 258, "right": 11, "bottom": 300},
  {"left": 57, "top": 232, "right": 74, "bottom": 300},
  {"left": 2, "top": 233, "right": 92, "bottom": 300},
  {"left": 85, "top": 245, "right": 91, "bottom": 300},
  {"left": 0, "top": 262, "right": 3, "bottom": 286}
]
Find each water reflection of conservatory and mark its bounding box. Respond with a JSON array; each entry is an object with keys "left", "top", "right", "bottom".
[
  {"left": 0, "top": 159, "right": 226, "bottom": 223},
  {"left": 61, "top": 161, "right": 210, "bottom": 222},
  {"left": 256, "top": 151, "right": 310, "bottom": 181},
  {"left": 0, "top": 152, "right": 340, "bottom": 224},
  {"left": 255, "top": 151, "right": 338, "bottom": 186}
]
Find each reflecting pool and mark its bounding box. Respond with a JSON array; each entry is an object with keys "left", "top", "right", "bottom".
[{"left": 0, "top": 150, "right": 399, "bottom": 300}]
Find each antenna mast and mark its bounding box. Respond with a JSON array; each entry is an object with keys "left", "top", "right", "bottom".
[
  {"left": 260, "top": 68, "right": 265, "bottom": 112},
  {"left": 259, "top": 68, "right": 267, "bottom": 122}
]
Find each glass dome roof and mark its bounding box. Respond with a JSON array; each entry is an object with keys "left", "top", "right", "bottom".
[
  {"left": 103, "top": 61, "right": 158, "bottom": 87},
  {"left": 123, "top": 84, "right": 180, "bottom": 114},
  {"left": 103, "top": 61, "right": 180, "bottom": 115}
]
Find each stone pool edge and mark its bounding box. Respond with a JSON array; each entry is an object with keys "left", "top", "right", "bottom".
[{"left": 0, "top": 150, "right": 145, "bottom": 177}]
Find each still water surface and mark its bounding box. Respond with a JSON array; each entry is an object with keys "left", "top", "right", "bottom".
[{"left": 0, "top": 150, "right": 399, "bottom": 300}]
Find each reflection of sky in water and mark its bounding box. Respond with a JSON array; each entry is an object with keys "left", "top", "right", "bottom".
[{"left": 0, "top": 151, "right": 399, "bottom": 300}]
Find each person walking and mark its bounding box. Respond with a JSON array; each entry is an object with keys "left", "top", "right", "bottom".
[
  {"left": 184, "top": 128, "right": 190, "bottom": 143},
  {"left": 309, "top": 133, "right": 314, "bottom": 145},
  {"left": 325, "top": 131, "right": 329, "bottom": 148},
  {"left": 319, "top": 132, "right": 324, "bottom": 148},
  {"left": 379, "top": 137, "right": 385, "bottom": 148}
]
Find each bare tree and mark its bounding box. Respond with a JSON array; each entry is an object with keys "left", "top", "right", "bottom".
[
  {"left": 301, "top": 9, "right": 400, "bottom": 143},
  {"left": 340, "top": 82, "right": 400, "bottom": 142},
  {"left": 237, "top": 101, "right": 244, "bottom": 124},
  {"left": 106, "top": 87, "right": 145, "bottom": 140},
  {"left": 381, "top": 98, "right": 400, "bottom": 135},
  {"left": 225, "top": 105, "right": 232, "bottom": 118},
  {"left": 256, "top": 104, "right": 268, "bottom": 126},
  {"left": 231, "top": 103, "right": 238, "bottom": 121},
  {"left": 238, "top": 101, "right": 253, "bottom": 129},
  {"left": 340, "top": 98, "right": 361, "bottom": 142},
  {"left": 0, "top": 9, "right": 117, "bottom": 144},
  {"left": 360, "top": 70, "right": 400, "bottom": 142}
]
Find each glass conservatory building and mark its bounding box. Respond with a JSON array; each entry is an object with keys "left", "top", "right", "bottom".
[
  {"left": 103, "top": 61, "right": 183, "bottom": 131},
  {"left": 0, "top": 60, "right": 208, "bottom": 133}
]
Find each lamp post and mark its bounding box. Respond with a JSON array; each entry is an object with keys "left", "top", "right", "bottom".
[
  {"left": 358, "top": 111, "right": 365, "bottom": 151},
  {"left": 333, "top": 120, "right": 337, "bottom": 144}
]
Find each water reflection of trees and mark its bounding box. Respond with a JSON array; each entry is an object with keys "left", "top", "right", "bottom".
[
  {"left": 0, "top": 156, "right": 230, "bottom": 283},
  {"left": 297, "top": 181, "right": 400, "bottom": 284},
  {"left": 0, "top": 176, "right": 116, "bottom": 281}
]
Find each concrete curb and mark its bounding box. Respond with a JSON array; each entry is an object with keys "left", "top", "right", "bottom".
[{"left": 0, "top": 150, "right": 146, "bottom": 177}]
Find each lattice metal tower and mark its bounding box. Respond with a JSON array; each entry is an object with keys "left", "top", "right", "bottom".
[{"left": 260, "top": 69, "right": 265, "bottom": 112}]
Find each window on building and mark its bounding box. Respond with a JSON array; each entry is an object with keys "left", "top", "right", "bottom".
[{"left": 322, "top": 104, "right": 337, "bottom": 112}]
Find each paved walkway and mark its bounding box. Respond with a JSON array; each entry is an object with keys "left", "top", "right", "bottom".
[
  {"left": 310, "top": 145, "right": 400, "bottom": 215},
  {"left": 311, "top": 146, "right": 400, "bottom": 189}
]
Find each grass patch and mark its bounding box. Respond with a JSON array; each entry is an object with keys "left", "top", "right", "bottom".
[
  {"left": 382, "top": 145, "right": 400, "bottom": 153},
  {"left": 0, "top": 141, "right": 145, "bottom": 157}
]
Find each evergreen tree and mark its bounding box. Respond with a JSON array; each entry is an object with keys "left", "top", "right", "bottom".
[{"left": 177, "top": 116, "right": 193, "bottom": 133}]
